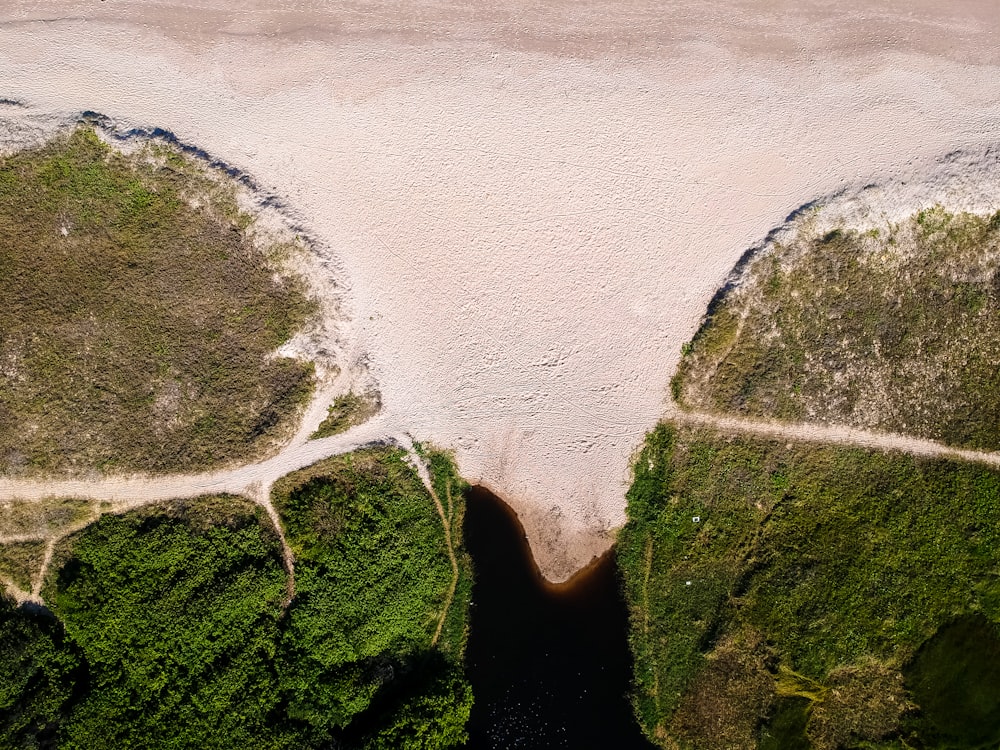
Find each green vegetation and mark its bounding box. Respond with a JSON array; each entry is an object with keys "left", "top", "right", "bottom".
[
  {"left": 421, "top": 445, "right": 474, "bottom": 660},
  {"left": 272, "top": 445, "right": 473, "bottom": 747},
  {"left": 0, "top": 595, "right": 81, "bottom": 750},
  {"left": 310, "top": 391, "right": 381, "bottom": 439},
  {"left": 47, "top": 496, "right": 291, "bottom": 749},
  {"left": 673, "top": 208, "right": 1000, "bottom": 450},
  {"left": 0, "top": 499, "right": 93, "bottom": 537},
  {"left": 618, "top": 421, "right": 1000, "bottom": 749},
  {"left": 0, "top": 126, "right": 316, "bottom": 476},
  {"left": 0, "top": 449, "right": 472, "bottom": 748},
  {"left": 0, "top": 542, "right": 46, "bottom": 592}
]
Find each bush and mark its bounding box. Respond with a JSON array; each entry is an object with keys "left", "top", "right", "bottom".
[
  {"left": 273, "top": 447, "right": 472, "bottom": 747},
  {"left": 47, "top": 497, "right": 291, "bottom": 750},
  {"left": 0, "top": 454, "right": 474, "bottom": 749},
  {"left": 0, "top": 596, "right": 81, "bottom": 749}
]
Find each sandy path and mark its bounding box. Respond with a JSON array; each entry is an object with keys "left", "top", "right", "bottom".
[
  {"left": 5, "top": 407, "right": 999, "bottom": 512},
  {"left": 5, "top": 397, "right": 1000, "bottom": 598},
  {"left": 0, "top": 0, "right": 998, "bottom": 581},
  {"left": 667, "top": 406, "right": 1000, "bottom": 469},
  {"left": 0, "top": 412, "right": 400, "bottom": 505}
]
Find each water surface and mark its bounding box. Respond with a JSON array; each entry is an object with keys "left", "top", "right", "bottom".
[{"left": 462, "top": 486, "right": 656, "bottom": 750}]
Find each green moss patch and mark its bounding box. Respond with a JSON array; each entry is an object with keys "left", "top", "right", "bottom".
[
  {"left": 0, "top": 126, "right": 316, "bottom": 476},
  {"left": 618, "top": 421, "right": 1000, "bottom": 749},
  {"left": 674, "top": 208, "right": 1000, "bottom": 450}
]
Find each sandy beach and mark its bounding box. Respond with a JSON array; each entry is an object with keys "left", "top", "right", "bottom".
[{"left": 0, "top": 0, "right": 997, "bottom": 581}]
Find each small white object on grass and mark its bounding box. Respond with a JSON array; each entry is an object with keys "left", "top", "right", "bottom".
[{"left": 692, "top": 516, "right": 700, "bottom": 523}]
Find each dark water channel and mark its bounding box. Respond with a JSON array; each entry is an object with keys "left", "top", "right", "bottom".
[{"left": 462, "top": 486, "right": 656, "bottom": 750}]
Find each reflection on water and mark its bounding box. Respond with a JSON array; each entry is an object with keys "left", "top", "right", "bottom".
[{"left": 462, "top": 486, "right": 656, "bottom": 750}]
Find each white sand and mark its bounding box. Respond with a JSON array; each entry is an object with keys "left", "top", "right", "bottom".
[{"left": 0, "top": 1, "right": 998, "bottom": 581}]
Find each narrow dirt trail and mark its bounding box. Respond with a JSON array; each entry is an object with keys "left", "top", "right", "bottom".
[
  {"left": 4, "top": 502, "right": 104, "bottom": 603},
  {"left": 5, "top": 397, "right": 1000, "bottom": 604},
  {"left": 244, "top": 480, "right": 297, "bottom": 608},
  {"left": 0, "top": 411, "right": 400, "bottom": 505},
  {"left": 665, "top": 404, "right": 1000, "bottom": 469}
]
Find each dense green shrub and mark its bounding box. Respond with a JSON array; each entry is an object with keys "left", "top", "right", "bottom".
[
  {"left": 273, "top": 446, "right": 472, "bottom": 746},
  {"left": 356, "top": 658, "right": 473, "bottom": 750},
  {"left": 0, "top": 451, "right": 473, "bottom": 748},
  {"left": 47, "top": 497, "right": 290, "bottom": 750},
  {"left": 0, "top": 597, "right": 81, "bottom": 750}
]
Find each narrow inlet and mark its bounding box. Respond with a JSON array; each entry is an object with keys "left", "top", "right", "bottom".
[{"left": 462, "top": 485, "right": 656, "bottom": 750}]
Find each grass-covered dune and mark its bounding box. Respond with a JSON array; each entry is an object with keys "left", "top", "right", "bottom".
[
  {"left": 618, "top": 422, "right": 1000, "bottom": 750},
  {"left": 0, "top": 126, "right": 316, "bottom": 476},
  {"left": 673, "top": 208, "right": 1000, "bottom": 451},
  {"left": 0, "top": 447, "right": 473, "bottom": 749}
]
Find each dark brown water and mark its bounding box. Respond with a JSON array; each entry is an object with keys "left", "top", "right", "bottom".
[{"left": 462, "top": 486, "right": 656, "bottom": 750}]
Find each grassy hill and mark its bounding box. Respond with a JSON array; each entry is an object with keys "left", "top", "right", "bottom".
[
  {"left": 673, "top": 208, "right": 1000, "bottom": 451},
  {"left": 0, "top": 126, "right": 316, "bottom": 476},
  {"left": 618, "top": 422, "right": 1000, "bottom": 749}
]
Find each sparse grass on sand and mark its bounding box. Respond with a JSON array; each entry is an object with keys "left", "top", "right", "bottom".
[
  {"left": 310, "top": 391, "right": 381, "bottom": 440},
  {"left": 618, "top": 421, "right": 1000, "bottom": 749},
  {"left": 0, "top": 126, "right": 317, "bottom": 476},
  {"left": 673, "top": 207, "right": 1000, "bottom": 451},
  {"left": 0, "top": 498, "right": 93, "bottom": 537}
]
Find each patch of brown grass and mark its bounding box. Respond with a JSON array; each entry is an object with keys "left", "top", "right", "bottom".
[
  {"left": 0, "top": 498, "right": 93, "bottom": 537},
  {"left": 806, "top": 659, "right": 913, "bottom": 750},
  {"left": 0, "top": 541, "right": 46, "bottom": 591},
  {"left": 671, "top": 629, "right": 777, "bottom": 750}
]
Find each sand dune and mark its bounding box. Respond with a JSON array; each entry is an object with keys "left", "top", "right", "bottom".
[{"left": 0, "top": 1, "right": 998, "bottom": 580}]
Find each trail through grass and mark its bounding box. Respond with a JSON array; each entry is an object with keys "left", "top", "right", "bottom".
[{"left": 674, "top": 208, "right": 1000, "bottom": 451}]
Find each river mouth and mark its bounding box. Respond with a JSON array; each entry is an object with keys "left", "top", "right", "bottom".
[{"left": 462, "top": 485, "right": 655, "bottom": 749}]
